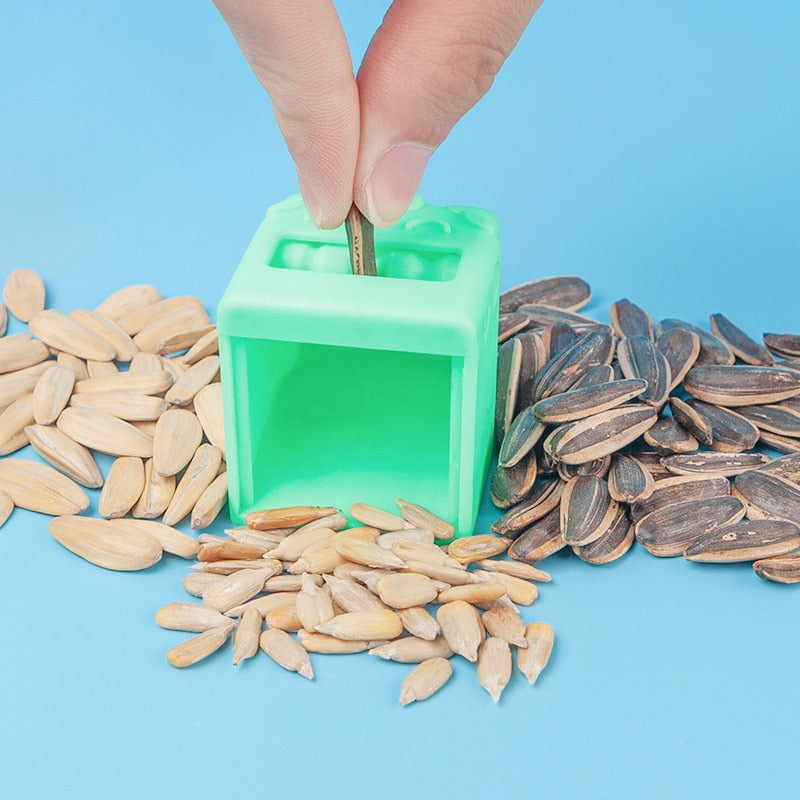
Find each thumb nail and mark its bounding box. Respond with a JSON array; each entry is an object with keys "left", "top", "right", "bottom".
[{"left": 362, "top": 144, "right": 433, "bottom": 228}]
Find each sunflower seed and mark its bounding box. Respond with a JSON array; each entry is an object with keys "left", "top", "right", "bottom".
[
  {"left": 315, "top": 609, "right": 403, "bottom": 641},
  {"left": 507, "top": 507, "right": 566, "bottom": 564},
  {"left": 223, "top": 590, "right": 298, "bottom": 618},
  {"left": 684, "top": 364, "right": 800, "bottom": 407},
  {"left": 516, "top": 622, "right": 554, "bottom": 685},
  {"left": 152, "top": 408, "right": 203, "bottom": 477},
  {"left": 491, "top": 476, "right": 563, "bottom": 535},
  {"left": 256, "top": 628, "right": 313, "bottom": 678},
  {"left": 517, "top": 304, "right": 603, "bottom": 331},
  {"left": 376, "top": 528, "right": 435, "bottom": 549},
  {"left": 655, "top": 325, "right": 701, "bottom": 391},
  {"left": 28, "top": 309, "right": 115, "bottom": 362},
  {"left": 532, "top": 328, "right": 615, "bottom": 403},
  {"left": 202, "top": 566, "right": 276, "bottom": 613},
  {"left": 166, "top": 621, "right": 234, "bottom": 668},
  {"left": 68, "top": 391, "right": 170, "bottom": 423},
  {"left": 95, "top": 284, "right": 163, "bottom": 322},
  {"left": 390, "top": 537, "right": 461, "bottom": 569},
  {"left": 56, "top": 352, "right": 89, "bottom": 381},
  {"left": 86, "top": 360, "right": 118, "bottom": 379},
  {"left": 544, "top": 405, "right": 658, "bottom": 464},
  {"left": 0, "top": 457, "right": 90, "bottom": 515},
  {"left": 0, "top": 489, "right": 13, "bottom": 528},
  {"left": 629, "top": 475, "right": 731, "bottom": 522},
  {"left": 758, "top": 430, "right": 800, "bottom": 453},
  {"left": 437, "top": 600, "right": 484, "bottom": 662},
  {"left": 474, "top": 570, "right": 538, "bottom": 606},
  {"left": 0, "top": 394, "right": 36, "bottom": 455},
  {"left": 500, "top": 275, "right": 591, "bottom": 314},
  {"left": 111, "top": 518, "right": 198, "bottom": 559},
  {"left": 546, "top": 322, "right": 578, "bottom": 358},
  {"left": 477, "top": 637, "right": 512, "bottom": 703},
  {"left": 68, "top": 308, "right": 139, "bottom": 362},
  {"left": 610, "top": 298, "right": 654, "bottom": 340},
  {"left": 296, "top": 573, "right": 336, "bottom": 632},
  {"left": 498, "top": 407, "right": 545, "bottom": 468},
  {"left": 709, "top": 313, "right": 774, "bottom": 365},
  {"left": 181, "top": 571, "right": 224, "bottom": 597},
  {"left": 182, "top": 327, "right": 219, "bottom": 365},
  {"left": 496, "top": 336, "right": 522, "bottom": 443},
  {"left": 736, "top": 403, "right": 800, "bottom": 437},
  {"left": 162, "top": 444, "right": 223, "bottom": 526},
  {"left": 661, "top": 452, "right": 771, "bottom": 477},
  {"left": 560, "top": 474, "right": 618, "bottom": 546},
  {"left": 131, "top": 458, "right": 175, "bottom": 519},
  {"left": 608, "top": 454, "right": 654, "bottom": 503},
  {"left": 763, "top": 332, "right": 800, "bottom": 359},
  {"left": 0, "top": 361, "right": 53, "bottom": 411},
  {"left": 190, "top": 472, "right": 228, "bottom": 530},
  {"left": 756, "top": 452, "right": 800, "bottom": 480},
  {"left": 124, "top": 295, "right": 209, "bottom": 339},
  {"left": 656, "top": 318, "right": 734, "bottom": 365},
  {"left": 616, "top": 335, "right": 671, "bottom": 408},
  {"left": 642, "top": 417, "right": 699, "bottom": 454},
  {"left": 572, "top": 503, "right": 634, "bottom": 564},
  {"left": 396, "top": 606, "right": 441, "bottom": 640},
  {"left": 732, "top": 470, "right": 800, "bottom": 522},
  {"left": 347, "top": 502, "right": 408, "bottom": 531},
  {"left": 398, "top": 657, "right": 453, "bottom": 705},
  {"left": 490, "top": 456, "right": 538, "bottom": 509},
  {"left": 2, "top": 267, "right": 46, "bottom": 322},
  {"left": 24, "top": 423, "right": 103, "bottom": 488},
  {"left": 263, "top": 604, "right": 303, "bottom": 632},
  {"left": 515, "top": 330, "right": 550, "bottom": 411},
  {"left": 668, "top": 397, "right": 713, "bottom": 446},
  {"left": 244, "top": 505, "right": 339, "bottom": 531},
  {"left": 335, "top": 535, "right": 406, "bottom": 569},
  {"left": 474, "top": 558, "right": 551, "bottom": 582},
  {"left": 296, "top": 629, "right": 370, "bottom": 654},
  {"left": 73, "top": 370, "right": 172, "bottom": 397},
  {"left": 0, "top": 333, "right": 49, "bottom": 375},
  {"left": 197, "top": 539, "right": 266, "bottom": 562},
  {"left": 321, "top": 574, "right": 386, "bottom": 613},
  {"left": 164, "top": 355, "right": 219, "bottom": 407},
  {"left": 752, "top": 552, "right": 800, "bottom": 584},
  {"left": 56, "top": 405, "right": 153, "bottom": 458},
  {"left": 370, "top": 636, "right": 454, "bottom": 664},
  {"left": 634, "top": 495, "right": 745, "bottom": 557},
  {"left": 498, "top": 312, "right": 529, "bottom": 343},
  {"left": 437, "top": 581, "right": 506, "bottom": 605},
  {"left": 480, "top": 603, "right": 527, "bottom": 647},
  {"left": 227, "top": 606, "right": 262, "bottom": 665},
  {"left": 537, "top": 379, "right": 646, "bottom": 427},
  {"left": 684, "top": 519, "right": 800, "bottom": 563},
  {"left": 49, "top": 514, "right": 162, "bottom": 570},
  {"left": 155, "top": 601, "right": 231, "bottom": 632},
  {"left": 447, "top": 534, "right": 510, "bottom": 565},
  {"left": 684, "top": 399, "right": 760, "bottom": 452},
  {"left": 394, "top": 498, "right": 455, "bottom": 541}
]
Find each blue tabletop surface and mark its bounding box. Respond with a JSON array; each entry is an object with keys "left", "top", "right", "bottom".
[{"left": 1, "top": 3, "right": 798, "bottom": 798}]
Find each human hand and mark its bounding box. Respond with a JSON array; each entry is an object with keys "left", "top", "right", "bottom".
[{"left": 212, "top": 0, "right": 543, "bottom": 229}]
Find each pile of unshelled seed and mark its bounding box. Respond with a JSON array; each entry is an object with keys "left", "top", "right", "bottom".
[
  {"left": 494, "top": 276, "right": 800, "bottom": 582},
  {"left": 156, "top": 500, "right": 554, "bottom": 704},
  {"left": 0, "top": 268, "right": 228, "bottom": 551}
]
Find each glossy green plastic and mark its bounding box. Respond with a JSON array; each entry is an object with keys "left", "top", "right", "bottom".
[{"left": 217, "top": 194, "right": 500, "bottom": 537}]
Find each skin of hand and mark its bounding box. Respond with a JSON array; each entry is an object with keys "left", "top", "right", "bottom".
[{"left": 212, "top": 0, "right": 544, "bottom": 229}]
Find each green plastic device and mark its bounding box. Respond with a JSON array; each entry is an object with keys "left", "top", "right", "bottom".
[{"left": 217, "top": 194, "right": 500, "bottom": 538}]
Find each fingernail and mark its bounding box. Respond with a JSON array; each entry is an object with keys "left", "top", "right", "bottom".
[
  {"left": 297, "top": 172, "right": 324, "bottom": 227},
  {"left": 362, "top": 144, "right": 433, "bottom": 228}
]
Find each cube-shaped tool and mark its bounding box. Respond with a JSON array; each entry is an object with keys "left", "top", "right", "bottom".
[{"left": 217, "top": 195, "right": 500, "bottom": 537}]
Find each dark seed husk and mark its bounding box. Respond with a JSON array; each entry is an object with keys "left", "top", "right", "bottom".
[
  {"left": 756, "top": 452, "right": 800, "bottom": 481},
  {"left": 642, "top": 417, "right": 699, "bottom": 454},
  {"left": 507, "top": 506, "right": 566, "bottom": 564},
  {"left": 735, "top": 403, "right": 800, "bottom": 438},
  {"left": 573, "top": 363, "right": 615, "bottom": 389},
  {"left": 517, "top": 304, "right": 603, "bottom": 331},
  {"left": 661, "top": 452, "right": 771, "bottom": 477},
  {"left": 732, "top": 470, "right": 800, "bottom": 523},
  {"left": 669, "top": 397, "right": 713, "bottom": 446},
  {"left": 634, "top": 495, "right": 745, "bottom": 557},
  {"left": 496, "top": 337, "right": 522, "bottom": 444},
  {"left": 758, "top": 430, "right": 800, "bottom": 453},
  {"left": 515, "top": 330, "right": 549, "bottom": 411},
  {"left": 684, "top": 364, "right": 800, "bottom": 407},
  {"left": 556, "top": 455, "right": 611, "bottom": 481},
  {"left": 499, "top": 275, "right": 591, "bottom": 314},
  {"left": 491, "top": 477, "right": 563, "bottom": 536},
  {"left": 490, "top": 456, "right": 538, "bottom": 508},
  {"left": 498, "top": 407, "right": 546, "bottom": 468},
  {"left": 531, "top": 378, "right": 647, "bottom": 424},
  {"left": 559, "top": 474, "right": 618, "bottom": 546},
  {"left": 532, "top": 328, "right": 615, "bottom": 403},
  {"left": 616, "top": 335, "right": 671, "bottom": 408},
  {"left": 544, "top": 405, "right": 658, "bottom": 465},
  {"left": 709, "top": 313, "right": 774, "bottom": 366},
  {"left": 547, "top": 323, "right": 578, "bottom": 359},
  {"left": 608, "top": 454, "right": 655, "bottom": 503},
  {"left": 656, "top": 319, "right": 734, "bottom": 366},
  {"left": 610, "top": 299, "right": 654, "bottom": 340},
  {"left": 685, "top": 399, "right": 760, "bottom": 453},
  {"left": 572, "top": 504, "right": 634, "bottom": 565},
  {"left": 684, "top": 519, "right": 800, "bottom": 563},
  {"left": 763, "top": 333, "right": 800, "bottom": 359},
  {"left": 630, "top": 475, "right": 731, "bottom": 523},
  {"left": 625, "top": 450, "right": 674, "bottom": 481},
  {"left": 498, "top": 313, "right": 528, "bottom": 343},
  {"left": 753, "top": 552, "right": 800, "bottom": 584},
  {"left": 655, "top": 326, "right": 701, "bottom": 391}
]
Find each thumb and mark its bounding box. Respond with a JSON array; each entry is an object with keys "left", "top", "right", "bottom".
[{"left": 354, "top": 0, "right": 543, "bottom": 228}]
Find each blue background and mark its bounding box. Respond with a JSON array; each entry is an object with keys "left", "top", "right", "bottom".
[{"left": 1, "top": 2, "right": 798, "bottom": 798}]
